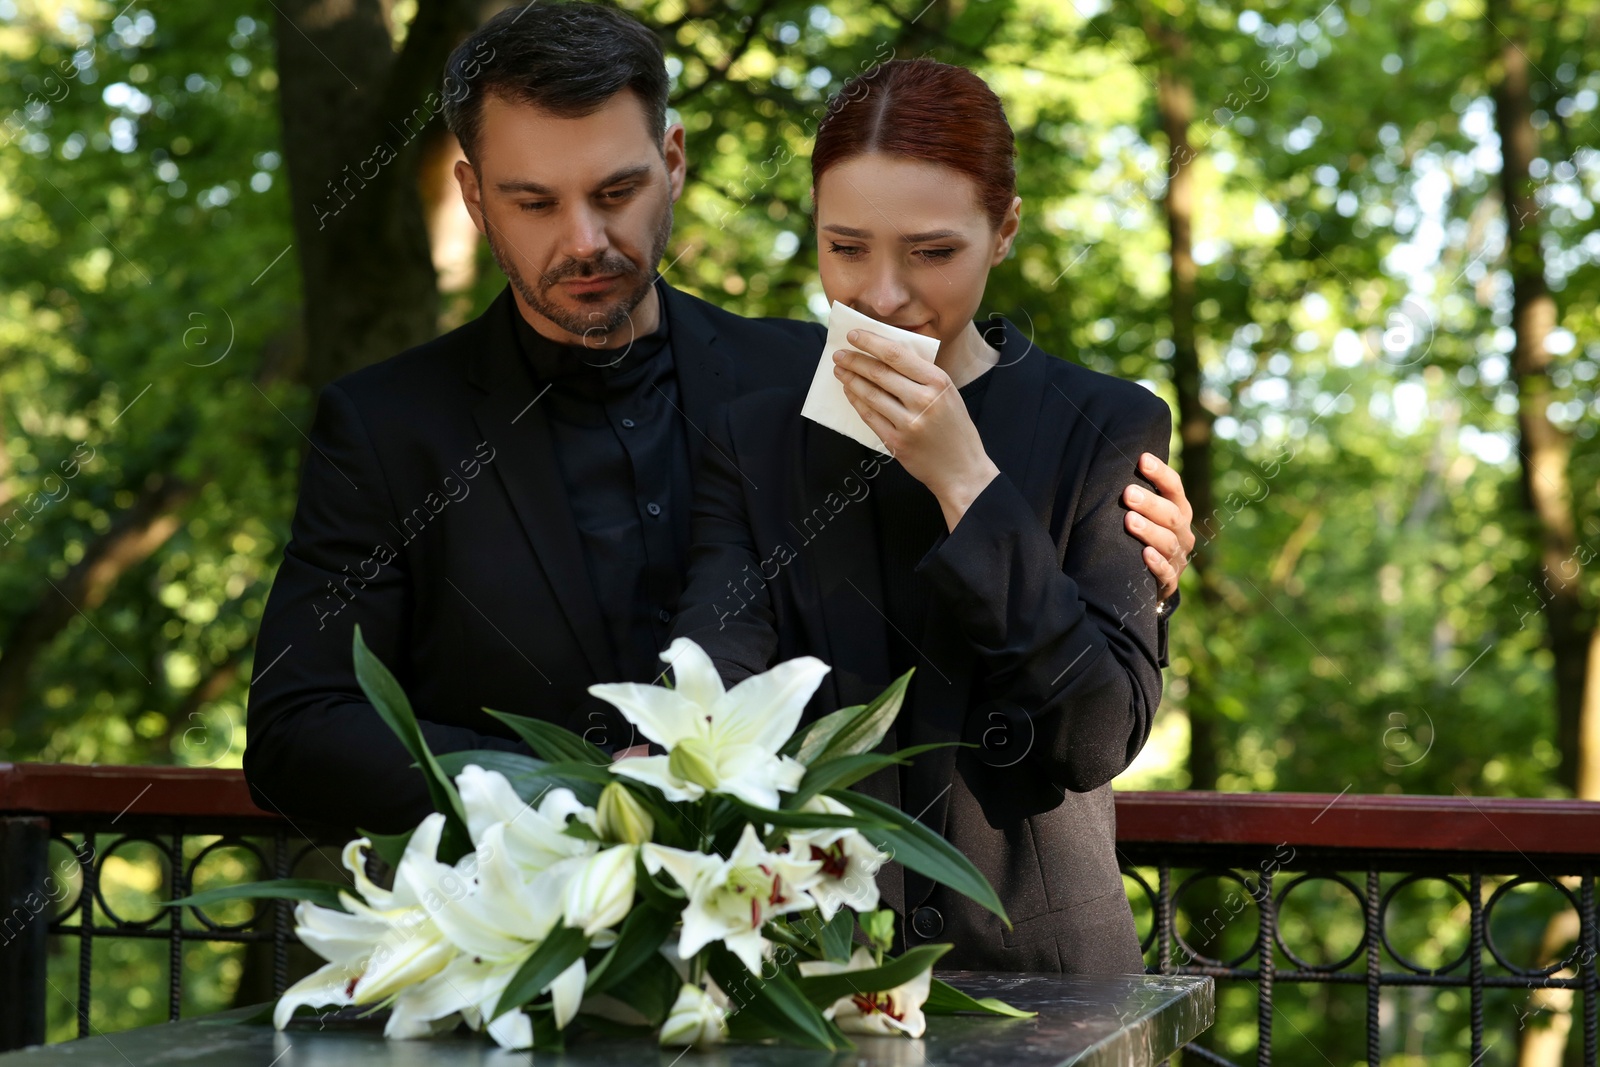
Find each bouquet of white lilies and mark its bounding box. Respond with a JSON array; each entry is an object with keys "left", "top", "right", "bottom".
[{"left": 174, "top": 628, "right": 1029, "bottom": 1051}]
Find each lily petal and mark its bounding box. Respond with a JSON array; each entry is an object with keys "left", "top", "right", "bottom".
[
  {"left": 272, "top": 960, "right": 355, "bottom": 1030},
  {"left": 549, "top": 957, "right": 588, "bottom": 1029},
  {"left": 610, "top": 755, "right": 704, "bottom": 802},
  {"left": 716, "top": 656, "right": 830, "bottom": 752},
  {"left": 657, "top": 637, "right": 725, "bottom": 710},
  {"left": 586, "top": 682, "right": 698, "bottom": 749}
]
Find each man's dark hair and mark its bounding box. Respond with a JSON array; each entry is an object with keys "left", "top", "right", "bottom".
[{"left": 442, "top": 3, "right": 670, "bottom": 165}]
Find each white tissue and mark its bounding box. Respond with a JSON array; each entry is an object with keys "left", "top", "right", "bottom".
[{"left": 800, "top": 301, "right": 941, "bottom": 455}]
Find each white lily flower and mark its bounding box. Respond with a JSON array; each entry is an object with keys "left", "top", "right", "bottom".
[
  {"left": 644, "top": 825, "right": 816, "bottom": 973},
  {"left": 455, "top": 765, "right": 598, "bottom": 873},
  {"left": 273, "top": 814, "right": 460, "bottom": 1028},
  {"left": 563, "top": 844, "right": 637, "bottom": 936},
  {"left": 391, "top": 950, "right": 589, "bottom": 1049},
  {"left": 660, "top": 983, "right": 730, "bottom": 1048},
  {"left": 591, "top": 638, "right": 827, "bottom": 809},
  {"left": 416, "top": 821, "right": 590, "bottom": 1035},
  {"left": 784, "top": 795, "right": 889, "bottom": 920},
  {"left": 798, "top": 947, "right": 933, "bottom": 1038}
]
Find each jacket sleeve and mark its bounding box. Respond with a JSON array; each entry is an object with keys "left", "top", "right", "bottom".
[
  {"left": 243, "top": 382, "right": 526, "bottom": 833},
  {"left": 916, "top": 398, "right": 1171, "bottom": 793},
  {"left": 668, "top": 401, "right": 778, "bottom": 688}
]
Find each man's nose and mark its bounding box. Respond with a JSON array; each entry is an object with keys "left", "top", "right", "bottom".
[{"left": 561, "top": 204, "right": 608, "bottom": 263}]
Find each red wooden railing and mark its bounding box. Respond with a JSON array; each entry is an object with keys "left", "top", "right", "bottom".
[{"left": 4, "top": 762, "right": 1598, "bottom": 855}]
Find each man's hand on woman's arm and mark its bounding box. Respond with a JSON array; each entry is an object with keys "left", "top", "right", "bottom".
[{"left": 1124, "top": 452, "right": 1195, "bottom": 602}]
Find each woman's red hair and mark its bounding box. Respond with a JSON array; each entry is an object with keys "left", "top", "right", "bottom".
[{"left": 812, "top": 58, "right": 1017, "bottom": 228}]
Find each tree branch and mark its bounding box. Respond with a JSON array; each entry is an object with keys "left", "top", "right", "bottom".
[{"left": 0, "top": 477, "right": 196, "bottom": 730}]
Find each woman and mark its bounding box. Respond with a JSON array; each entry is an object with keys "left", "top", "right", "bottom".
[{"left": 669, "top": 59, "right": 1167, "bottom": 975}]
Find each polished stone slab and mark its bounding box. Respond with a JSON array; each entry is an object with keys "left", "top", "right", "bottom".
[{"left": 0, "top": 972, "right": 1212, "bottom": 1067}]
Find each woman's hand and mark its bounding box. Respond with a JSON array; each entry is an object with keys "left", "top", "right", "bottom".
[{"left": 834, "top": 328, "right": 999, "bottom": 531}]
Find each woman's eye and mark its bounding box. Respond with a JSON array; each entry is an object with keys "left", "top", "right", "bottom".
[
  {"left": 827, "top": 243, "right": 863, "bottom": 258},
  {"left": 916, "top": 248, "right": 955, "bottom": 262}
]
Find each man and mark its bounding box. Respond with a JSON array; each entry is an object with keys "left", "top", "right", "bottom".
[{"left": 242, "top": 2, "right": 1194, "bottom": 833}]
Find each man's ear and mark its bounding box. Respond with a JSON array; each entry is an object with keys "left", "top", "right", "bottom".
[
  {"left": 454, "top": 158, "right": 485, "bottom": 234},
  {"left": 992, "top": 195, "right": 1022, "bottom": 264},
  {"left": 663, "top": 122, "right": 687, "bottom": 203}
]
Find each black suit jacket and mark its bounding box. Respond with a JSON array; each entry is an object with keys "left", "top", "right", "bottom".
[
  {"left": 243, "top": 284, "right": 821, "bottom": 832},
  {"left": 670, "top": 319, "right": 1170, "bottom": 974}
]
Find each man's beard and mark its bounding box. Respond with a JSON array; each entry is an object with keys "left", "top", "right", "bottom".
[{"left": 487, "top": 198, "right": 674, "bottom": 347}]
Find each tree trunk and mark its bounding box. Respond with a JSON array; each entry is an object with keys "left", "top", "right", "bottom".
[
  {"left": 1491, "top": 12, "right": 1592, "bottom": 1064},
  {"left": 272, "top": 0, "right": 485, "bottom": 391},
  {"left": 1488, "top": 0, "right": 1599, "bottom": 801},
  {"left": 1150, "top": 15, "right": 1219, "bottom": 790}
]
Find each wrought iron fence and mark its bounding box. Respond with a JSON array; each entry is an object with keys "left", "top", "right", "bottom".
[{"left": 2, "top": 766, "right": 1597, "bottom": 1064}]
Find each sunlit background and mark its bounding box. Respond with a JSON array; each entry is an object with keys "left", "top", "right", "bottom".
[{"left": 1, "top": 0, "right": 1596, "bottom": 1062}]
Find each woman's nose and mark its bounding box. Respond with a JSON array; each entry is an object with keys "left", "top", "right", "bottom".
[{"left": 862, "top": 265, "right": 910, "bottom": 319}]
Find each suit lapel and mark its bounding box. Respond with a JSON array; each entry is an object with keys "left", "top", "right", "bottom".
[
  {"left": 469, "top": 287, "right": 619, "bottom": 684},
  {"left": 791, "top": 416, "right": 905, "bottom": 914},
  {"left": 904, "top": 318, "right": 1052, "bottom": 909},
  {"left": 792, "top": 418, "right": 894, "bottom": 715},
  {"left": 660, "top": 284, "right": 735, "bottom": 473}
]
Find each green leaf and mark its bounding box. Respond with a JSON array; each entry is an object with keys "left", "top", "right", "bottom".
[
  {"left": 731, "top": 798, "right": 895, "bottom": 832},
  {"left": 634, "top": 848, "right": 686, "bottom": 910},
  {"left": 617, "top": 952, "right": 689, "bottom": 1027},
  {"left": 356, "top": 827, "right": 414, "bottom": 870},
  {"left": 787, "top": 743, "right": 952, "bottom": 808},
  {"left": 925, "top": 978, "right": 1037, "bottom": 1018},
  {"left": 706, "top": 944, "right": 847, "bottom": 1050},
  {"left": 782, "top": 703, "right": 863, "bottom": 759},
  {"left": 352, "top": 625, "right": 473, "bottom": 862},
  {"left": 434, "top": 750, "right": 604, "bottom": 806},
  {"left": 795, "top": 670, "right": 913, "bottom": 765},
  {"left": 794, "top": 943, "right": 950, "bottom": 1007},
  {"left": 164, "top": 878, "right": 350, "bottom": 913},
  {"left": 483, "top": 708, "right": 610, "bottom": 767},
  {"left": 819, "top": 908, "right": 855, "bottom": 963},
  {"left": 585, "top": 903, "right": 679, "bottom": 995},
  {"left": 825, "top": 788, "right": 1009, "bottom": 925},
  {"left": 492, "top": 925, "right": 591, "bottom": 1022}
]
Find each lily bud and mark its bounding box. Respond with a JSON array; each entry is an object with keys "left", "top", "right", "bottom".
[
  {"left": 563, "top": 844, "right": 637, "bottom": 936},
  {"left": 660, "top": 983, "right": 729, "bottom": 1048},
  {"left": 667, "top": 736, "right": 720, "bottom": 792},
  {"left": 596, "top": 782, "right": 655, "bottom": 845}
]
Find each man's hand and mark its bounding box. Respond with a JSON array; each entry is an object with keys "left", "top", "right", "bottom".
[
  {"left": 612, "top": 744, "right": 651, "bottom": 762},
  {"left": 1124, "top": 453, "right": 1194, "bottom": 602}
]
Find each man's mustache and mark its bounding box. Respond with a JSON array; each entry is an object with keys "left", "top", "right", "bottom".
[{"left": 543, "top": 255, "right": 639, "bottom": 285}]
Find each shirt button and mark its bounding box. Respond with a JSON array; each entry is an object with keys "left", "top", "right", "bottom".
[
  {"left": 658, "top": 608, "right": 672, "bottom": 623},
  {"left": 621, "top": 418, "right": 636, "bottom": 429},
  {"left": 911, "top": 906, "right": 943, "bottom": 940},
  {"left": 646, "top": 502, "right": 662, "bottom": 517}
]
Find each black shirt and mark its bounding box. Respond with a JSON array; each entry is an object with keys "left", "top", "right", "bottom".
[
  {"left": 872, "top": 321, "right": 1001, "bottom": 786},
  {"left": 872, "top": 321, "right": 1001, "bottom": 678},
  {"left": 512, "top": 283, "right": 691, "bottom": 683}
]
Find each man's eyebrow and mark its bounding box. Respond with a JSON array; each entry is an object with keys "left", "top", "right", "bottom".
[
  {"left": 820, "top": 224, "right": 964, "bottom": 243},
  {"left": 495, "top": 164, "right": 654, "bottom": 197}
]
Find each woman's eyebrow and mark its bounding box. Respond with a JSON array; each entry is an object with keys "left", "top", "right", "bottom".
[{"left": 819, "top": 223, "right": 963, "bottom": 243}]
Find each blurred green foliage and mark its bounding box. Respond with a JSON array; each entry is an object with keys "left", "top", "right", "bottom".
[{"left": 2, "top": 0, "right": 1597, "bottom": 1062}]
